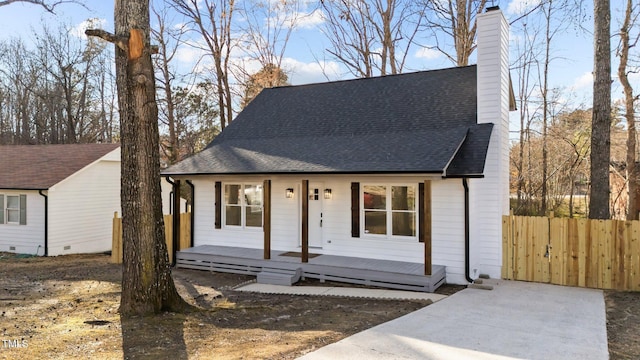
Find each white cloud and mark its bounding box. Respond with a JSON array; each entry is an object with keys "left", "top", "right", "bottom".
[
  {"left": 281, "top": 57, "right": 342, "bottom": 85},
  {"left": 415, "top": 47, "right": 441, "bottom": 60},
  {"left": 291, "top": 9, "right": 325, "bottom": 30},
  {"left": 71, "top": 18, "right": 107, "bottom": 38},
  {"left": 266, "top": 8, "right": 325, "bottom": 31},
  {"left": 571, "top": 72, "right": 593, "bottom": 91},
  {"left": 629, "top": 71, "right": 640, "bottom": 84},
  {"left": 506, "top": 0, "right": 539, "bottom": 16}
]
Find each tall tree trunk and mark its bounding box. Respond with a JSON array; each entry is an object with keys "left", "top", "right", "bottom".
[
  {"left": 618, "top": 0, "right": 638, "bottom": 220},
  {"left": 540, "top": 0, "right": 554, "bottom": 215},
  {"left": 152, "top": 7, "right": 180, "bottom": 164},
  {"left": 88, "top": 0, "right": 189, "bottom": 316},
  {"left": 589, "top": 0, "right": 611, "bottom": 219}
]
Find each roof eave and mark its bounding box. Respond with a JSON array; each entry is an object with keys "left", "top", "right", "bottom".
[
  {"left": 442, "top": 129, "right": 469, "bottom": 178},
  {"left": 442, "top": 173, "right": 485, "bottom": 179},
  {"left": 0, "top": 187, "right": 49, "bottom": 191},
  {"left": 163, "top": 170, "right": 447, "bottom": 177}
]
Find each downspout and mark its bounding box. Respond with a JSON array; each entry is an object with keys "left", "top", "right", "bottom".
[
  {"left": 38, "top": 190, "right": 48, "bottom": 257},
  {"left": 186, "top": 180, "right": 195, "bottom": 248},
  {"left": 164, "top": 176, "right": 178, "bottom": 266},
  {"left": 165, "top": 176, "right": 175, "bottom": 214},
  {"left": 462, "top": 178, "right": 473, "bottom": 283}
]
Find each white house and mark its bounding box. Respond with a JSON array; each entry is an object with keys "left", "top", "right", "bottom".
[
  {"left": 163, "top": 7, "right": 513, "bottom": 287},
  {"left": 0, "top": 144, "right": 121, "bottom": 256}
]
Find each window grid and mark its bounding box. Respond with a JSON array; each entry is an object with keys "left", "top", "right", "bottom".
[
  {"left": 223, "top": 183, "right": 263, "bottom": 229},
  {"left": 362, "top": 185, "right": 416, "bottom": 238}
]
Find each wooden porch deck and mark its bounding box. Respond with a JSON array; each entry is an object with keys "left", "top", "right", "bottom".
[{"left": 176, "top": 245, "right": 446, "bottom": 292}]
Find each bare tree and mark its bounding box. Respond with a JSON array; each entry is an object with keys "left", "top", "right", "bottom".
[
  {"left": 0, "top": 0, "right": 81, "bottom": 12},
  {"left": 536, "top": 0, "right": 571, "bottom": 214},
  {"left": 238, "top": 0, "right": 299, "bottom": 71},
  {"left": 86, "top": 0, "right": 189, "bottom": 316},
  {"left": 511, "top": 21, "right": 541, "bottom": 214},
  {"left": 169, "top": 0, "right": 235, "bottom": 130},
  {"left": 617, "top": 0, "right": 640, "bottom": 219},
  {"left": 423, "top": 0, "right": 488, "bottom": 66},
  {"left": 235, "top": 0, "right": 301, "bottom": 104},
  {"left": 320, "top": 0, "right": 426, "bottom": 77},
  {"left": 590, "top": 0, "right": 611, "bottom": 219},
  {"left": 152, "top": 5, "right": 184, "bottom": 164}
]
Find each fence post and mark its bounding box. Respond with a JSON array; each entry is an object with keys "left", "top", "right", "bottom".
[
  {"left": 111, "top": 212, "right": 122, "bottom": 264},
  {"left": 164, "top": 214, "right": 173, "bottom": 264}
]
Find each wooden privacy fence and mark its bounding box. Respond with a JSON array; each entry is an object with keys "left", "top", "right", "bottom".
[
  {"left": 112, "top": 212, "right": 191, "bottom": 264},
  {"left": 502, "top": 214, "right": 640, "bottom": 291}
]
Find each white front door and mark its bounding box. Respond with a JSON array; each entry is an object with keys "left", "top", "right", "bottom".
[{"left": 307, "top": 183, "right": 323, "bottom": 248}]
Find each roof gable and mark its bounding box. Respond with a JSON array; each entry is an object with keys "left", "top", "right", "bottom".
[
  {"left": 165, "top": 66, "right": 489, "bottom": 176},
  {"left": 0, "top": 144, "right": 120, "bottom": 190}
]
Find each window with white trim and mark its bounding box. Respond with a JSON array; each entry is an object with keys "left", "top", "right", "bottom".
[
  {"left": 0, "top": 194, "right": 27, "bottom": 225},
  {"left": 224, "top": 184, "right": 263, "bottom": 228},
  {"left": 362, "top": 185, "right": 415, "bottom": 237}
]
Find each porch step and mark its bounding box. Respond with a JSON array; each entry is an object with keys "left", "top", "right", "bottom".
[{"left": 257, "top": 267, "right": 302, "bottom": 286}]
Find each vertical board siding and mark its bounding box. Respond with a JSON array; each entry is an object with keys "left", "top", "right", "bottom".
[
  {"left": 503, "top": 215, "right": 640, "bottom": 291},
  {"left": 112, "top": 212, "right": 191, "bottom": 264}
]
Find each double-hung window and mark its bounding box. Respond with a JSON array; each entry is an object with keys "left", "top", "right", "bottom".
[
  {"left": 224, "top": 184, "right": 263, "bottom": 228},
  {"left": 0, "top": 194, "right": 27, "bottom": 225},
  {"left": 363, "top": 185, "right": 415, "bottom": 237}
]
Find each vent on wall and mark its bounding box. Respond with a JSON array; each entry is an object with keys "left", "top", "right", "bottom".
[
  {"left": 64, "top": 246, "right": 71, "bottom": 250},
  {"left": 9, "top": 246, "right": 15, "bottom": 250}
]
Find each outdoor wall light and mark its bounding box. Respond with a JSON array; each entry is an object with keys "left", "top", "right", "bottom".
[
  {"left": 324, "top": 188, "right": 332, "bottom": 199},
  {"left": 286, "top": 188, "right": 294, "bottom": 199}
]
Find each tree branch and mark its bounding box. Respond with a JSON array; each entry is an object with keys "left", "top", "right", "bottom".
[
  {"left": 0, "top": 0, "right": 81, "bottom": 13},
  {"left": 85, "top": 29, "right": 128, "bottom": 52}
]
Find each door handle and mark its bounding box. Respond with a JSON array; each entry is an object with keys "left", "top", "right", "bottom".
[{"left": 320, "top": 219, "right": 323, "bottom": 227}]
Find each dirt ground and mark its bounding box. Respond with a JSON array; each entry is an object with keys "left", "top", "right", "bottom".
[
  {"left": 605, "top": 290, "right": 640, "bottom": 359},
  {"left": 0, "top": 253, "right": 637, "bottom": 359},
  {"left": 0, "top": 253, "right": 460, "bottom": 359}
]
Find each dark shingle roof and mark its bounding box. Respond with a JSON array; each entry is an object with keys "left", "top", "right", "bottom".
[
  {"left": 0, "top": 143, "right": 120, "bottom": 190},
  {"left": 164, "top": 65, "right": 491, "bottom": 176}
]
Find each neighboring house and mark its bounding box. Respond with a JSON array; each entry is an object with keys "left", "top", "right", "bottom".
[
  {"left": 163, "top": 8, "right": 513, "bottom": 285},
  {"left": 0, "top": 144, "right": 121, "bottom": 256}
]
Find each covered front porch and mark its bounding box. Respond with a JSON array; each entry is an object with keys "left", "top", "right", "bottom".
[{"left": 176, "top": 245, "right": 446, "bottom": 292}]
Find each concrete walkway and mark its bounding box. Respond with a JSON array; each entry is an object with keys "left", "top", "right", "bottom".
[{"left": 298, "top": 280, "right": 608, "bottom": 360}]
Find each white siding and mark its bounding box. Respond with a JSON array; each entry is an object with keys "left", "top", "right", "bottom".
[
  {"left": 471, "top": 9, "right": 510, "bottom": 279},
  {"left": 0, "top": 190, "right": 46, "bottom": 255},
  {"left": 186, "top": 174, "right": 467, "bottom": 284},
  {"left": 270, "top": 178, "right": 301, "bottom": 250},
  {"left": 191, "top": 178, "right": 215, "bottom": 246},
  {"left": 190, "top": 176, "right": 264, "bottom": 249},
  {"left": 47, "top": 149, "right": 121, "bottom": 256}
]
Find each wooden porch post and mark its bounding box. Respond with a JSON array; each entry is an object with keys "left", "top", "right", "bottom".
[
  {"left": 424, "top": 180, "right": 432, "bottom": 275},
  {"left": 263, "top": 179, "right": 271, "bottom": 259},
  {"left": 301, "top": 180, "right": 309, "bottom": 263},
  {"left": 172, "top": 179, "right": 181, "bottom": 265}
]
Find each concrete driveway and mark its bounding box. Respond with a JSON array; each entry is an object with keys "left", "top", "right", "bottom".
[{"left": 298, "top": 280, "right": 608, "bottom": 360}]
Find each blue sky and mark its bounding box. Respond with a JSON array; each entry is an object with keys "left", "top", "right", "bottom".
[{"left": 0, "top": 0, "right": 635, "bottom": 112}]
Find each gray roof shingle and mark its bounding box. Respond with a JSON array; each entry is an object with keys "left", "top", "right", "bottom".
[
  {"left": 164, "top": 65, "right": 491, "bottom": 176},
  {"left": 0, "top": 143, "right": 120, "bottom": 190}
]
